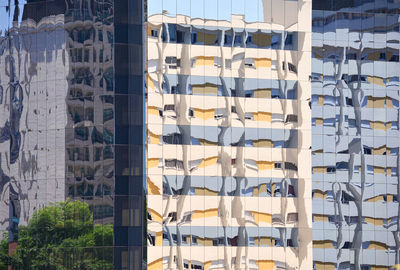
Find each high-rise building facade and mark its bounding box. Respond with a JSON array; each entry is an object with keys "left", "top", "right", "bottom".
[
  {"left": 145, "top": 0, "right": 313, "bottom": 269},
  {"left": 0, "top": 0, "right": 398, "bottom": 270},
  {"left": 0, "top": 0, "right": 145, "bottom": 269},
  {"left": 311, "top": 1, "right": 400, "bottom": 269}
]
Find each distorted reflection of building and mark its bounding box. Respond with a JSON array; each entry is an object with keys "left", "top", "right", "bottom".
[
  {"left": 0, "top": 0, "right": 116, "bottom": 226},
  {"left": 146, "top": 0, "right": 312, "bottom": 269},
  {"left": 0, "top": 0, "right": 145, "bottom": 268},
  {"left": 312, "top": 1, "right": 400, "bottom": 269},
  {"left": 1, "top": 0, "right": 400, "bottom": 269},
  {"left": 0, "top": 4, "right": 69, "bottom": 233}
]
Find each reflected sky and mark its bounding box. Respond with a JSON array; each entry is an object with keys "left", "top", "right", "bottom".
[
  {"left": 0, "top": 2, "right": 26, "bottom": 34},
  {"left": 148, "top": 0, "right": 265, "bottom": 22}
]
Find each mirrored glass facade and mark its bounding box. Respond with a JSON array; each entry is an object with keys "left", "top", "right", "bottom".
[
  {"left": 312, "top": 0, "right": 400, "bottom": 269},
  {"left": 146, "top": 0, "right": 312, "bottom": 269},
  {"left": 1, "top": 0, "right": 400, "bottom": 269},
  {"left": 0, "top": 0, "right": 145, "bottom": 269}
]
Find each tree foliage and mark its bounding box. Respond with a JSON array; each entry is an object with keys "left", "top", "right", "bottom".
[{"left": 0, "top": 200, "right": 113, "bottom": 270}]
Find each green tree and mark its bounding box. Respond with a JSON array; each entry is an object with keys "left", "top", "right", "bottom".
[
  {"left": 0, "top": 200, "right": 113, "bottom": 270},
  {"left": 0, "top": 231, "right": 9, "bottom": 270}
]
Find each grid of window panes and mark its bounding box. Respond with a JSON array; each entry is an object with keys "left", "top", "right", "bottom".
[
  {"left": 312, "top": 0, "right": 400, "bottom": 269},
  {"left": 0, "top": 0, "right": 145, "bottom": 269},
  {"left": 146, "top": 0, "right": 313, "bottom": 269}
]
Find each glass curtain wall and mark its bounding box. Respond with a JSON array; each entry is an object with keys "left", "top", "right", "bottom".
[
  {"left": 312, "top": 0, "right": 400, "bottom": 269},
  {"left": 145, "top": 0, "right": 312, "bottom": 269},
  {"left": 0, "top": 0, "right": 145, "bottom": 269}
]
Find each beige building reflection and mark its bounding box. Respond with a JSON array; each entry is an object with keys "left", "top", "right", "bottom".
[
  {"left": 311, "top": 2, "right": 400, "bottom": 269},
  {"left": 146, "top": 0, "right": 312, "bottom": 269}
]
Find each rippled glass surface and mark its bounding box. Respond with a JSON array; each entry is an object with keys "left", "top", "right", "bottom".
[
  {"left": 146, "top": 0, "right": 313, "bottom": 269},
  {"left": 312, "top": 0, "right": 400, "bottom": 269},
  {"left": 0, "top": 0, "right": 144, "bottom": 269}
]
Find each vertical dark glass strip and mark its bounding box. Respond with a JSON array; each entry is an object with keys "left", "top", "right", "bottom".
[{"left": 114, "top": 0, "right": 145, "bottom": 269}]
